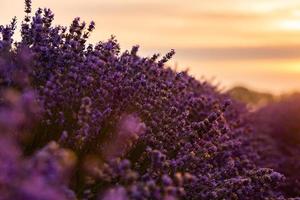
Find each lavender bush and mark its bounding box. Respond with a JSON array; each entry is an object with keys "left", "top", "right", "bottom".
[
  {"left": 0, "top": 1, "right": 299, "bottom": 199},
  {"left": 251, "top": 94, "right": 300, "bottom": 198}
]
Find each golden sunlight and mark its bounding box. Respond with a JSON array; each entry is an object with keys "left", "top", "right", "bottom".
[{"left": 279, "top": 20, "right": 300, "bottom": 30}]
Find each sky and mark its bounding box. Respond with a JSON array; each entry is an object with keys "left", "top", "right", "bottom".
[{"left": 2, "top": 0, "right": 300, "bottom": 94}]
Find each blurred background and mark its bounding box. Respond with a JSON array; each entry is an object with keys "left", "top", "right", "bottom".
[{"left": 2, "top": 0, "right": 300, "bottom": 95}]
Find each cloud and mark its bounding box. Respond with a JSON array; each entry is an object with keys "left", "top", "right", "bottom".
[{"left": 174, "top": 45, "right": 300, "bottom": 61}]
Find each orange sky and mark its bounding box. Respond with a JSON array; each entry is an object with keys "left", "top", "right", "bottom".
[{"left": 2, "top": 0, "right": 300, "bottom": 94}]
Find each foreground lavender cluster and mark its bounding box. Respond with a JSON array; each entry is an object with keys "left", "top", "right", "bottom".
[
  {"left": 0, "top": 88, "right": 76, "bottom": 200},
  {"left": 0, "top": 1, "right": 298, "bottom": 199}
]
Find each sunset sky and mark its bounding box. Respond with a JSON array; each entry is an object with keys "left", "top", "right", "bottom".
[{"left": 2, "top": 0, "right": 300, "bottom": 94}]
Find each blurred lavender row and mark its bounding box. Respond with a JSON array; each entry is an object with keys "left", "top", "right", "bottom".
[{"left": 0, "top": 1, "right": 299, "bottom": 199}]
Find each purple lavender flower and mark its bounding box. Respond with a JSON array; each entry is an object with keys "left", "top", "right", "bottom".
[
  {"left": 0, "top": 0, "right": 297, "bottom": 199},
  {"left": 251, "top": 94, "right": 300, "bottom": 197}
]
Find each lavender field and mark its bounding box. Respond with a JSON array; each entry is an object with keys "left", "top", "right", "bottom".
[{"left": 1, "top": 1, "right": 300, "bottom": 199}]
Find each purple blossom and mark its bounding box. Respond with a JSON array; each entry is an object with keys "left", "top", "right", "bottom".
[{"left": 0, "top": 0, "right": 297, "bottom": 199}]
